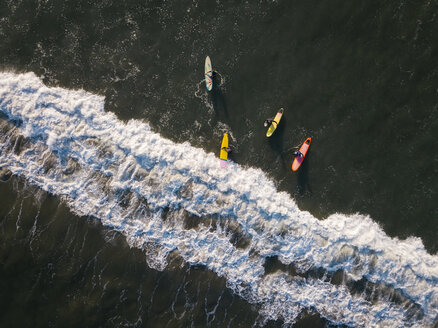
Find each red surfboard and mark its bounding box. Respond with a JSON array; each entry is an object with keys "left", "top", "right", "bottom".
[{"left": 292, "top": 138, "right": 311, "bottom": 171}]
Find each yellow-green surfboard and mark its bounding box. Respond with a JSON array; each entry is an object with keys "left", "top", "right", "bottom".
[{"left": 266, "top": 108, "right": 284, "bottom": 137}]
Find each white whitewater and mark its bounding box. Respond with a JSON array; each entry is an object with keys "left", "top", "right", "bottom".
[{"left": 0, "top": 72, "right": 437, "bottom": 327}]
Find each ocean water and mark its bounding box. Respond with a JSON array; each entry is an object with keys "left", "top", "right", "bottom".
[{"left": 1, "top": 1, "right": 437, "bottom": 327}]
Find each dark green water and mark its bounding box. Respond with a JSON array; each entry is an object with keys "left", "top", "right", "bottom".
[
  {"left": 1, "top": 0, "right": 437, "bottom": 326},
  {"left": 0, "top": 176, "right": 335, "bottom": 327}
]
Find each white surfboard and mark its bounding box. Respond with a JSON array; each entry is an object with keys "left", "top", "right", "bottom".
[{"left": 204, "top": 56, "right": 213, "bottom": 91}]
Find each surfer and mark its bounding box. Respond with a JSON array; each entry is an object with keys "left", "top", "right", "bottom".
[
  {"left": 264, "top": 118, "right": 274, "bottom": 127},
  {"left": 292, "top": 151, "right": 303, "bottom": 158},
  {"left": 205, "top": 71, "right": 213, "bottom": 79},
  {"left": 221, "top": 147, "right": 231, "bottom": 153}
]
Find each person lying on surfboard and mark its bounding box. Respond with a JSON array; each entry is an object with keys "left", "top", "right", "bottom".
[
  {"left": 221, "top": 146, "right": 231, "bottom": 153},
  {"left": 264, "top": 118, "right": 275, "bottom": 127},
  {"left": 292, "top": 151, "right": 303, "bottom": 157}
]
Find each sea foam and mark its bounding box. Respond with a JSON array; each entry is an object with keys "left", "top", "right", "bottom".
[{"left": 0, "top": 72, "right": 437, "bottom": 327}]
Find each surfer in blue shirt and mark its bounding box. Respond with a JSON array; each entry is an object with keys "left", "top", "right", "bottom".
[{"left": 293, "top": 151, "right": 303, "bottom": 157}]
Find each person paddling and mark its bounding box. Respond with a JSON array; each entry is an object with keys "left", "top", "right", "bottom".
[
  {"left": 264, "top": 118, "right": 275, "bottom": 127},
  {"left": 221, "top": 146, "right": 231, "bottom": 153},
  {"left": 205, "top": 70, "right": 213, "bottom": 80},
  {"left": 292, "top": 151, "right": 303, "bottom": 158}
]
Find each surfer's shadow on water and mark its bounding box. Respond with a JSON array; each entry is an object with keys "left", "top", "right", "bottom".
[
  {"left": 267, "top": 116, "right": 288, "bottom": 170},
  {"left": 296, "top": 150, "right": 312, "bottom": 195},
  {"left": 194, "top": 72, "right": 228, "bottom": 123},
  {"left": 210, "top": 71, "right": 228, "bottom": 118}
]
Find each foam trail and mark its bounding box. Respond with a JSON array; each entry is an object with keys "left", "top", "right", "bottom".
[{"left": 0, "top": 72, "right": 437, "bottom": 327}]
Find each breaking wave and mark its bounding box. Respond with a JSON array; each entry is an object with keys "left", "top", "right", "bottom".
[{"left": 0, "top": 72, "right": 437, "bottom": 327}]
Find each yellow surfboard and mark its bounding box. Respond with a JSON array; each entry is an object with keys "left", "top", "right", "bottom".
[
  {"left": 220, "top": 133, "right": 229, "bottom": 168},
  {"left": 266, "top": 108, "right": 284, "bottom": 137}
]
